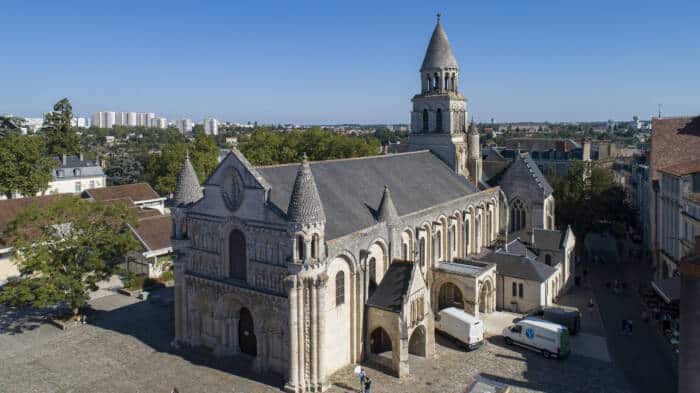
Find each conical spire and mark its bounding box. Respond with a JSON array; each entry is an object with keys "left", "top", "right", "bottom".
[
  {"left": 173, "top": 151, "right": 203, "bottom": 206},
  {"left": 421, "top": 14, "right": 459, "bottom": 71},
  {"left": 287, "top": 155, "right": 325, "bottom": 224},
  {"left": 468, "top": 120, "right": 479, "bottom": 135},
  {"left": 377, "top": 185, "right": 400, "bottom": 224}
]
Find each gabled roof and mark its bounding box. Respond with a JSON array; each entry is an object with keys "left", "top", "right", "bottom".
[
  {"left": 131, "top": 214, "right": 172, "bottom": 252},
  {"left": 420, "top": 17, "right": 458, "bottom": 71},
  {"left": 85, "top": 183, "right": 161, "bottom": 203},
  {"left": 533, "top": 228, "right": 564, "bottom": 251},
  {"left": 650, "top": 116, "right": 700, "bottom": 181},
  {"left": 481, "top": 251, "right": 557, "bottom": 282},
  {"left": 257, "top": 151, "right": 478, "bottom": 240},
  {"left": 492, "top": 153, "right": 552, "bottom": 198},
  {"left": 367, "top": 260, "right": 415, "bottom": 312},
  {"left": 504, "top": 238, "right": 538, "bottom": 259}
]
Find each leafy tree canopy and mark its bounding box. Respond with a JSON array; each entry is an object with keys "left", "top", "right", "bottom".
[
  {"left": 42, "top": 98, "right": 80, "bottom": 156},
  {"left": 105, "top": 153, "right": 145, "bottom": 185},
  {"left": 0, "top": 115, "right": 25, "bottom": 137},
  {"left": 0, "top": 135, "right": 57, "bottom": 199},
  {"left": 0, "top": 196, "right": 139, "bottom": 314},
  {"left": 240, "top": 127, "right": 380, "bottom": 166},
  {"left": 146, "top": 132, "right": 219, "bottom": 195},
  {"left": 551, "top": 161, "right": 636, "bottom": 238}
]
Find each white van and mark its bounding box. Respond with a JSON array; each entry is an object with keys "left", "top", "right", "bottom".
[
  {"left": 435, "top": 307, "right": 484, "bottom": 350},
  {"left": 502, "top": 318, "right": 570, "bottom": 359}
]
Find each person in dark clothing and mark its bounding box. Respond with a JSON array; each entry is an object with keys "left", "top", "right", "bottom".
[{"left": 364, "top": 377, "right": 372, "bottom": 393}]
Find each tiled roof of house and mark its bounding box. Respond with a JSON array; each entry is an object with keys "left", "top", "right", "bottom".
[
  {"left": 52, "top": 156, "right": 104, "bottom": 180},
  {"left": 650, "top": 116, "right": 700, "bottom": 181},
  {"left": 657, "top": 158, "right": 700, "bottom": 177},
  {"left": 131, "top": 214, "right": 172, "bottom": 251},
  {"left": 85, "top": 183, "right": 161, "bottom": 203}
]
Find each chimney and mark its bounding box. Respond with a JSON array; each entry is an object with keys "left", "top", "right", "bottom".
[{"left": 62, "top": 154, "right": 67, "bottom": 166}]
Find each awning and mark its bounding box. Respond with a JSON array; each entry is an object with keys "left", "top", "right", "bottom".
[{"left": 651, "top": 277, "right": 680, "bottom": 304}]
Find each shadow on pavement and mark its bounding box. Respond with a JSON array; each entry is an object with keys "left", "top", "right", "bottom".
[{"left": 88, "top": 287, "right": 284, "bottom": 390}]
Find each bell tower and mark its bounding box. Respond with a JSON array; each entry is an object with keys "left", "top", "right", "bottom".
[{"left": 408, "top": 14, "right": 469, "bottom": 177}]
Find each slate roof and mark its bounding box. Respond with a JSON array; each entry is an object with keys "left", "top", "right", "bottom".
[
  {"left": 287, "top": 158, "right": 326, "bottom": 224},
  {"left": 53, "top": 156, "right": 104, "bottom": 180},
  {"left": 504, "top": 239, "right": 538, "bottom": 258},
  {"left": 173, "top": 155, "right": 202, "bottom": 206},
  {"left": 420, "top": 17, "right": 458, "bottom": 71},
  {"left": 366, "top": 260, "right": 415, "bottom": 312},
  {"left": 131, "top": 214, "right": 173, "bottom": 252},
  {"left": 533, "top": 228, "right": 564, "bottom": 251},
  {"left": 522, "top": 154, "right": 553, "bottom": 196},
  {"left": 650, "top": 116, "right": 700, "bottom": 181},
  {"left": 85, "top": 183, "right": 161, "bottom": 203},
  {"left": 481, "top": 251, "right": 557, "bottom": 282},
  {"left": 257, "top": 151, "right": 478, "bottom": 240}
]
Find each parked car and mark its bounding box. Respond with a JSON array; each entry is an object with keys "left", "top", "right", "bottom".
[
  {"left": 435, "top": 307, "right": 484, "bottom": 350},
  {"left": 529, "top": 306, "right": 581, "bottom": 335},
  {"left": 502, "top": 318, "right": 570, "bottom": 359}
]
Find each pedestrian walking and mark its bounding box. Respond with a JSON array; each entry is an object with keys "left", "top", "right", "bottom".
[
  {"left": 358, "top": 368, "right": 366, "bottom": 393},
  {"left": 364, "top": 377, "right": 372, "bottom": 393}
]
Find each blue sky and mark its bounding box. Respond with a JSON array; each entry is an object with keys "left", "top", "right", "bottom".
[{"left": 1, "top": 0, "right": 699, "bottom": 123}]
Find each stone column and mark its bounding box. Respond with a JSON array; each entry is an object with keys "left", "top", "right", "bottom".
[
  {"left": 310, "top": 279, "right": 318, "bottom": 390},
  {"left": 317, "top": 274, "right": 328, "bottom": 390},
  {"left": 297, "top": 281, "right": 305, "bottom": 391},
  {"left": 285, "top": 277, "right": 299, "bottom": 392}
]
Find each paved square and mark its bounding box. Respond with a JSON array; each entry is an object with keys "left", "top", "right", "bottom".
[{"left": 0, "top": 288, "right": 630, "bottom": 393}]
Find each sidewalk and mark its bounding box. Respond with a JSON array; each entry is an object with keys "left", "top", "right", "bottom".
[{"left": 587, "top": 239, "right": 678, "bottom": 393}]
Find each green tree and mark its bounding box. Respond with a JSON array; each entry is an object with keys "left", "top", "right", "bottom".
[
  {"left": 0, "top": 196, "right": 138, "bottom": 315},
  {"left": 0, "top": 115, "right": 25, "bottom": 137},
  {"left": 0, "top": 135, "right": 57, "bottom": 199},
  {"left": 105, "top": 153, "right": 144, "bottom": 185},
  {"left": 42, "top": 98, "right": 80, "bottom": 156},
  {"left": 146, "top": 132, "right": 219, "bottom": 195}
]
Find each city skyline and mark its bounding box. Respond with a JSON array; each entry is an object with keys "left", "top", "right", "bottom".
[{"left": 2, "top": 0, "right": 699, "bottom": 123}]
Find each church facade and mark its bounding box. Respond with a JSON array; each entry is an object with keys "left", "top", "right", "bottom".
[{"left": 169, "top": 17, "right": 565, "bottom": 393}]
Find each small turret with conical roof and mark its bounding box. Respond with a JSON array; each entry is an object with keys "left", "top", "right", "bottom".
[
  {"left": 377, "top": 185, "right": 400, "bottom": 226},
  {"left": 173, "top": 151, "right": 203, "bottom": 206},
  {"left": 467, "top": 120, "right": 482, "bottom": 187},
  {"left": 288, "top": 154, "right": 326, "bottom": 264}
]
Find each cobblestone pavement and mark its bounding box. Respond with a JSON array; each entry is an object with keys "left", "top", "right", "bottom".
[{"left": 0, "top": 287, "right": 631, "bottom": 393}]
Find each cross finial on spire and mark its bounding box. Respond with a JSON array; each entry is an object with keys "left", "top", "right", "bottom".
[{"left": 436, "top": 13, "right": 441, "bottom": 22}]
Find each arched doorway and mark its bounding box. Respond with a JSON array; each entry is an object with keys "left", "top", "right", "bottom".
[
  {"left": 438, "top": 282, "right": 464, "bottom": 310},
  {"left": 370, "top": 327, "right": 392, "bottom": 354},
  {"left": 229, "top": 230, "right": 247, "bottom": 280},
  {"left": 408, "top": 325, "right": 426, "bottom": 356},
  {"left": 479, "top": 280, "right": 493, "bottom": 314},
  {"left": 238, "top": 307, "right": 257, "bottom": 356}
]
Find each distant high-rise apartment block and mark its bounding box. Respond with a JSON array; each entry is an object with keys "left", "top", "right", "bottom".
[
  {"left": 177, "top": 119, "right": 194, "bottom": 133},
  {"left": 204, "top": 118, "right": 219, "bottom": 135},
  {"left": 91, "top": 111, "right": 117, "bottom": 128},
  {"left": 92, "top": 111, "right": 164, "bottom": 128},
  {"left": 71, "top": 117, "right": 90, "bottom": 128},
  {"left": 150, "top": 117, "right": 168, "bottom": 129}
]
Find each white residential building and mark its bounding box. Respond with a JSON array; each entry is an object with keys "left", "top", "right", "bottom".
[
  {"left": 92, "top": 111, "right": 117, "bottom": 128},
  {"left": 177, "top": 119, "right": 193, "bottom": 133},
  {"left": 204, "top": 118, "right": 219, "bottom": 135},
  {"left": 71, "top": 117, "right": 90, "bottom": 128},
  {"left": 150, "top": 117, "right": 168, "bottom": 129},
  {"left": 92, "top": 111, "right": 161, "bottom": 128}
]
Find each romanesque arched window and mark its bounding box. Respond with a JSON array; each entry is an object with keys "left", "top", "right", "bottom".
[
  {"left": 436, "top": 108, "right": 443, "bottom": 132},
  {"left": 422, "top": 109, "right": 429, "bottom": 132},
  {"left": 419, "top": 237, "right": 426, "bottom": 268},
  {"left": 368, "top": 257, "right": 377, "bottom": 296},
  {"left": 296, "top": 235, "right": 305, "bottom": 261},
  {"left": 311, "top": 234, "right": 319, "bottom": 259},
  {"left": 545, "top": 254, "right": 552, "bottom": 266},
  {"left": 449, "top": 224, "right": 455, "bottom": 258},
  {"left": 518, "top": 283, "right": 524, "bottom": 298},
  {"left": 435, "top": 231, "right": 442, "bottom": 260},
  {"left": 335, "top": 271, "right": 345, "bottom": 306},
  {"left": 510, "top": 199, "right": 526, "bottom": 233},
  {"left": 229, "top": 229, "right": 247, "bottom": 281},
  {"left": 512, "top": 282, "right": 517, "bottom": 297}
]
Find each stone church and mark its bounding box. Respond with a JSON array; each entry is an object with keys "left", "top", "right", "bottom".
[{"left": 170, "top": 16, "right": 568, "bottom": 392}]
